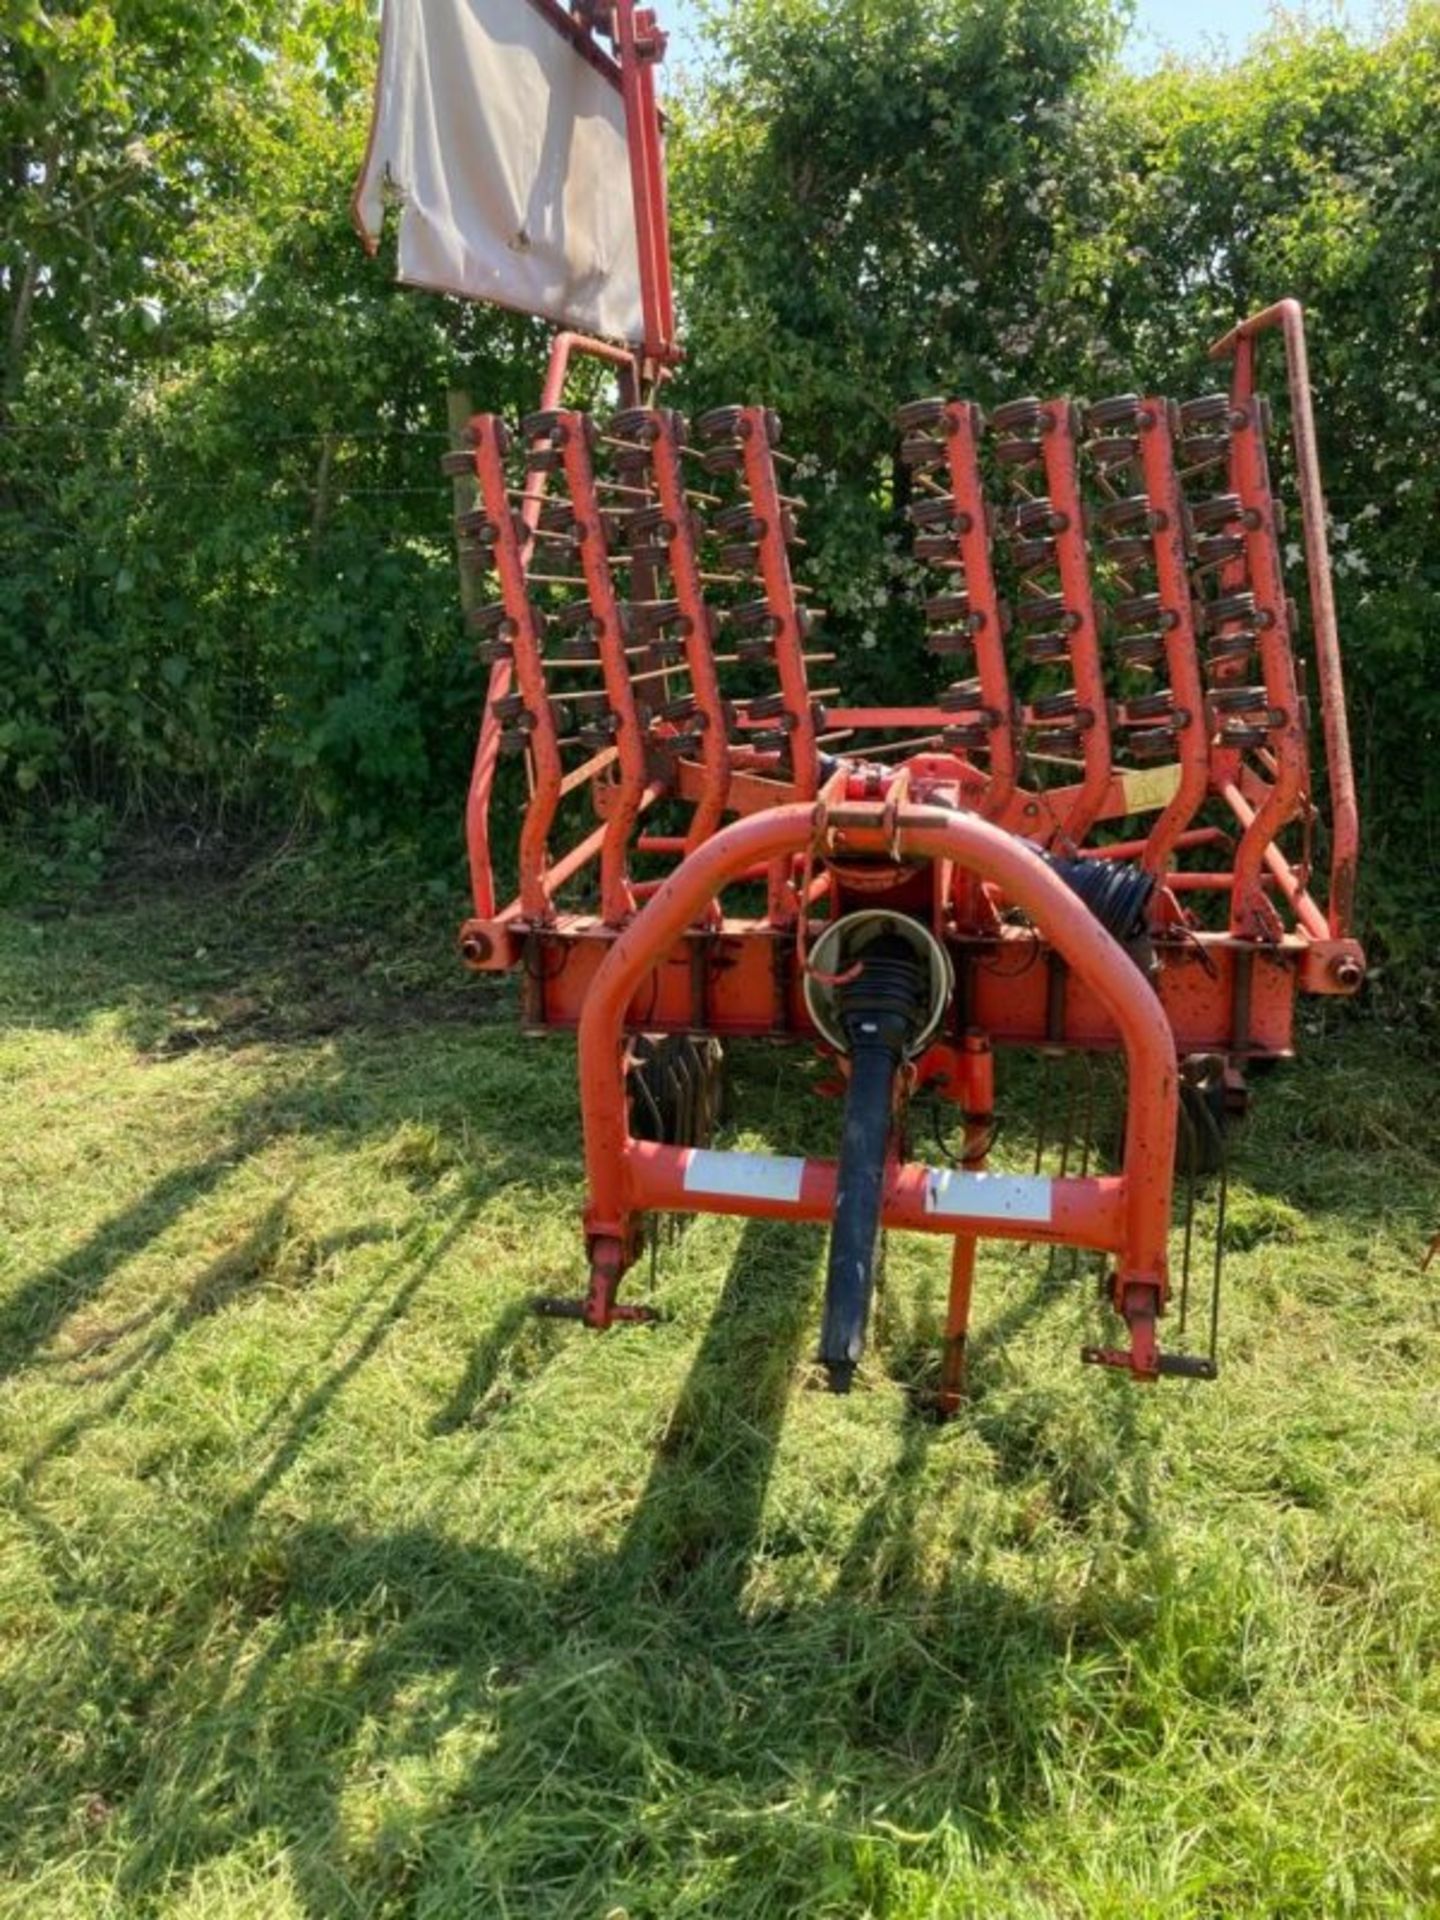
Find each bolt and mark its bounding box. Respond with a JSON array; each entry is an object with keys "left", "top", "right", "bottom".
[{"left": 460, "top": 931, "right": 493, "bottom": 965}]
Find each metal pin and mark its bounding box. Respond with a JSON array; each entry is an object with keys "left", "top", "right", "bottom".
[
  {"left": 592, "top": 480, "right": 658, "bottom": 500},
  {"left": 851, "top": 734, "right": 945, "bottom": 757}
]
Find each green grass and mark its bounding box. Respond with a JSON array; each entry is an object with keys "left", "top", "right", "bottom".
[{"left": 0, "top": 853, "right": 1437, "bottom": 1918}]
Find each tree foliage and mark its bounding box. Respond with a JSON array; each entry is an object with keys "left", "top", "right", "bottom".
[
  {"left": 1, "top": 0, "right": 540, "bottom": 836},
  {"left": 1050, "top": 12, "right": 1440, "bottom": 969},
  {"left": 1, "top": 0, "right": 1436, "bottom": 966}
]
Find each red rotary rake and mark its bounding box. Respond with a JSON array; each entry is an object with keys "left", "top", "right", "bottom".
[{"left": 360, "top": 0, "right": 1364, "bottom": 1405}]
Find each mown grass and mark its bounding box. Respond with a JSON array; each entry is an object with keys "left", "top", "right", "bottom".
[{"left": 0, "top": 852, "right": 1436, "bottom": 1918}]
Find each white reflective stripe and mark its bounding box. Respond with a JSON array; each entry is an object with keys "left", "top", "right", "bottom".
[
  {"left": 683, "top": 1148, "right": 806, "bottom": 1204},
  {"left": 924, "top": 1169, "right": 1054, "bottom": 1224}
]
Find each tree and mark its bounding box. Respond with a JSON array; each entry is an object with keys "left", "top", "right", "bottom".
[
  {"left": 0, "top": 1, "right": 535, "bottom": 829},
  {"left": 669, "top": 0, "right": 1126, "bottom": 696}
]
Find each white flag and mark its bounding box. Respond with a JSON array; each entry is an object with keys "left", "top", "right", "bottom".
[{"left": 353, "top": 0, "right": 646, "bottom": 346}]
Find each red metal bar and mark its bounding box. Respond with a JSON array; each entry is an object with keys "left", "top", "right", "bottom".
[
  {"left": 458, "top": 900, "right": 1304, "bottom": 1052},
  {"left": 1039, "top": 401, "right": 1112, "bottom": 846},
  {"left": 500, "top": 780, "right": 667, "bottom": 925},
  {"left": 559, "top": 409, "right": 647, "bottom": 924},
  {"left": 648, "top": 410, "right": 729, "bottom": 842},
  {"left": 525, "top": 0, "right": 625, "bottom": 84},
  {"left": 825, "top": 708, "right": 949, "bottom": 730},
  {"left": 1136, "top": 397, "right": 1210, "bottom": 881},
  {"left": 739, "top": 408, "right": 819, "bottom": 796},
  {"left": 1223, "top": 395, "right": 1308, "bottom": 939},
  {"left": 612, "top": 0, "right": 674, "bottom": 366},
  {"left": 1211, "top": 300, "right": 1358, "bottom": 938},
  {"left": 1081, "top": 827, "right": 1228, "bottom": 862},
  {"left": 628, "top": 1140, "right": 1125, "bottom": 1248},
  {"left": 465, "top": 332, "right": 641, "bottom": 917},
  {"left": 472, "top": 419, "right": 563, "bottom": 922},
  {"left": 942, "top": 402, "right": 1017, "bottom": 819},
  {"left": 1220, "top": 780, "right": 1330, "bottom": 942},
  {"left": 632, "top": 9, "right": 676, "bottom": 356}
]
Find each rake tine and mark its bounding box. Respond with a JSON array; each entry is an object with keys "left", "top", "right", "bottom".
[
  {"left": 1033, "top": 1053, "right": 1052, "bottom": 1176},
  {"left": 1026, "top": 1051, "right": 1055, "bottom": 1262},
  {"left": 664, "top": 1047, "right": 687, "bottom": 1244},
  {"left": 1177, "top": 1096, "right": 1199, "bottom": 1340},
  {"left": 1067, "top": 1050, "right": 1099, "bottom": 1284},
  {"left": 1207, "top": 1097, "right": 1230, "bottom": 1370},
  {"left": 1054, "top": 1052, "right": 1080, "bottom": 1284}
]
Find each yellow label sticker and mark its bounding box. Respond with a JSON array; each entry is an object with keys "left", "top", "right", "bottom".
[{"left": 1118, "top": 763, "right": 1183, "bottom": 814}]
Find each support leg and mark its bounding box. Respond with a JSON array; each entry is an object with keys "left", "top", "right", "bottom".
[
  {"left": 534, "top": 1231, "right": 657, "bottom": 1325},
  {"left": 938, "top": 1233, "right": 977, "bottom": 1415}
]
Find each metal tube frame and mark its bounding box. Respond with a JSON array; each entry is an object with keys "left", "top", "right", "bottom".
[
  {"left": 575, "top": 798, "right": 1179, "bottom": 1377},
  {"left": 429, "top": 4, "right": 1366, "bottom": 1395},
  {"left": 940, "top": 402, "right": 1017, "bottom": 820},
  {"left": 1038, "top": 400, "right": 1113, "bottom": 846},
  {"left": 1135, "top": 396, "right": 1210, "bottom": 880}
]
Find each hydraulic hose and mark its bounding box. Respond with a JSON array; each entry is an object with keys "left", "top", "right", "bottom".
[{"left": 822, "top": 755, "right": 1156, "bottom": 947}]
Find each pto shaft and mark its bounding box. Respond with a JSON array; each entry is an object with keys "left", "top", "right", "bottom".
[{"left": 819, "top": 934, "right": 931, "bottom": 1391}]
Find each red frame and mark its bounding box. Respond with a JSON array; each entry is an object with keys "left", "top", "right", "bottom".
[
  {"left": 421, "top": 11, "right": 1365, "bottom": 1384},
  {"left": 447, "top": 315, "right": 1364, "bottom": 1379}
]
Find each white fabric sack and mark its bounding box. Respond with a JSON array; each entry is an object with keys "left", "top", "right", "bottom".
[{"left": 353, "top": 0, "right": 645, "bottom": 345}]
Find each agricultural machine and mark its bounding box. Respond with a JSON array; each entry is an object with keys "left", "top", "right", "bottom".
[{"left": 357, "top": 0, "right": 1364, "bottom": 1405}]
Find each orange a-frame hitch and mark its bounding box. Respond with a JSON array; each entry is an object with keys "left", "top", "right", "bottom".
[{"left": 574, "top": 795, "right": 1179, "bottom": 1382}]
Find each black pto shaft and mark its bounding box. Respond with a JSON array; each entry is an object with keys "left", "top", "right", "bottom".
[{"left": 819, "top": 934, "right": 932, "bottom": 1392}]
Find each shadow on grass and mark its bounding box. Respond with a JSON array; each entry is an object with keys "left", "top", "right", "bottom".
[
  {"left": 10, "top": 864, "right": 1383, "bottom": 1908},
  {"left": 0, "top": 1006, "right": 578, "bottom": 1394},
  {"left": 0, "top": 1146, "right": 255, "bottom": 1389},
  {"left": 0, "top": 847, "right": 503, "bottom": 1053},
  {"left": 4, "top": 1213, "right": 1165, "bottom": 1918},
  {"left": 428, "top": 1297, "right": 561, "bottom": 1435}
]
